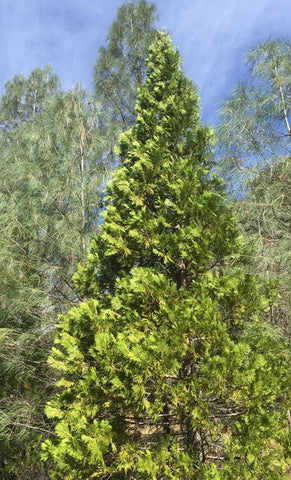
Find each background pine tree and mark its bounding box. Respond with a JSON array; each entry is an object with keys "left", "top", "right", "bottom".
[
  {"left": 0, "top": 70, "right": 105, "bottom": 478},
  {"left": 217, "top": 40, "right": 291, "bottom": 335},
  {"left": 94, "top": 0, "right": 157, "bottom": 163}
]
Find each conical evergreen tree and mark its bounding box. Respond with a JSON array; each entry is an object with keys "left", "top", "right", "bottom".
[{"left": 43, "top": 33, "right": 290, "bottom": 479}]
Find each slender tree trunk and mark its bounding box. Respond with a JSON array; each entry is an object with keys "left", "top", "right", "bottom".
[
  {"left": 80, "top": 124, "right": 86, "bottom": 256},
  {"left": 274, "top": 66, "right": 291, "bottom": 136}
]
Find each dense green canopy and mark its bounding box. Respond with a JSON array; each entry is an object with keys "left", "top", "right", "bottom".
[{"left": 43, "top": 33, "right": 290, "bottom": 480}]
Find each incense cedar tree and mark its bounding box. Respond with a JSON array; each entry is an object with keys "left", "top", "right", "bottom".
[{"left": 42, "top": 33, "right": 290, "bottom": 479}]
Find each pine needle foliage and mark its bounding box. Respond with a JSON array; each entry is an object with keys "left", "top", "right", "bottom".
[
  {"left": 43, "top": 33, "right": 290, "bottom": 479},
  {"left": 94, "top": 0, "right": 157, "bottom": 163},
  {"left": 217, "top": 40, "right": 291, "bottom": 334},
  {"left": 217, "top": 40, "right": 291, "bottom": 189},
  {"left": 0, "top": 66, "right": 61, "bottom": 479},
  {"left": 94, "top": 0, "right": 157, "bottom": 128},
  {"left": 0, "top": 70, "right": 106, "bottom": 478}
]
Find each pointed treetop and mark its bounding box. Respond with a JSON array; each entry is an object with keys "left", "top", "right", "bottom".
[{"left": 74, "top": 31, "right": 238, "bottom": 299}]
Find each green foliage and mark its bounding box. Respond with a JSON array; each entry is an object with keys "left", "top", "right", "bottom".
[
  {"left": 94, "top": 0, "right": 157, "bottom": 162},
  {"left": 0, "top": 64, "right": 59, "bottom": 128},
  {"left": 0, "top": 67, "right": 59, "bottom": 478},
  {"left": 43, "top": 33, "right": 291, "bottom": 479},
  {"left": 217, "top": 40, "right": 291, "bottom": 188},
  {"left": 0, "top": 69, "right": 106, "bottom": 478},
  {"left": 238, "top": 158, "right": 291, "bottom": 334},
  {"left": 0, "top": 2, "right": 158, "bottom": 475},
  {"left": 217, "top": 40, "right": 291, "bottom": 334}
]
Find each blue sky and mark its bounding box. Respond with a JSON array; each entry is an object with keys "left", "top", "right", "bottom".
[{"left": 1, "top": 0, "right": 290, "bottom": 124}]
